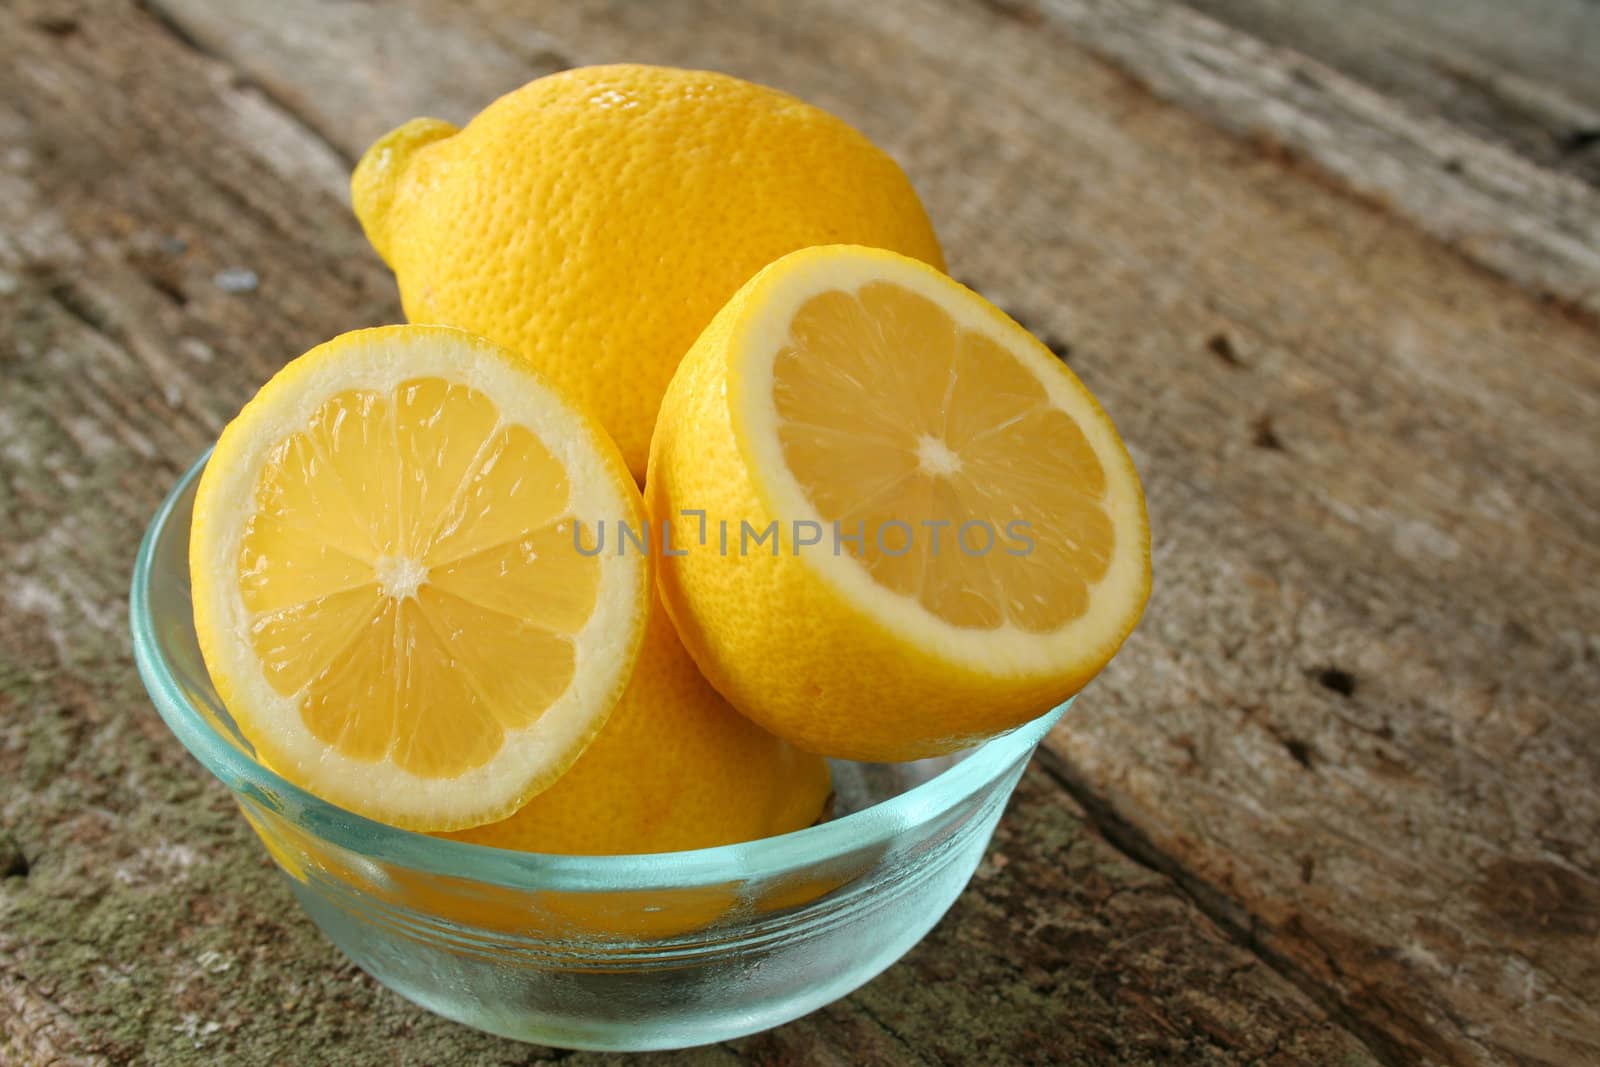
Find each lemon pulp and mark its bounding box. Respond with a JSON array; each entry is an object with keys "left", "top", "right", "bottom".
[
  {"left": 238, "top": 379, "right": 600, "bottom": 778},
  {"left": 773, "top": 281, "right": 1113, "bottom": 633},
  {"left": 649, "top": 245, "right": 1150, "bottom": 760}
]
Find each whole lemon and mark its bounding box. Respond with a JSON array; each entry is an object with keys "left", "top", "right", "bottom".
[{"left": 352, "top": 64, "right": 945, "bottom": 479}]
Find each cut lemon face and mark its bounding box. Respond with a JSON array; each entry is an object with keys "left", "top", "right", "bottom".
[
  {"left": 649, "top": 245, "right": 1150, "bottom": 761},
  {"left": 191, "top": 325, "right": 649, "bottom": 830}
]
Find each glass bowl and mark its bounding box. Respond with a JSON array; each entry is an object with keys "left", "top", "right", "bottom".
[{"left": 130, "top": 454, "right": 1069, "bottom": 1051}]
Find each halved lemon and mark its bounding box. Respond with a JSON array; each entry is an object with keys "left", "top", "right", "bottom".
[
  {"left": 191, "top": 325, "right": 650, "bottom": 830},
  {"left": 648, "top": 245, "right": 1150, "bottom": 761}
]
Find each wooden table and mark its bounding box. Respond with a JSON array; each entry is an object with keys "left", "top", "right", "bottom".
[{"left": 3, "top": 2, "right": 1597, "bottom": 1064}]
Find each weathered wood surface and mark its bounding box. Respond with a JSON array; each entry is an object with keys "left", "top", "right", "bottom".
[
  {"left": 1181, "top": 0, "right": 1600, "bottom": 187},
  {"left": 2, "top": 0, "right": 1597, "bottom": 1064},
  {"left": 1019, "top": 0, "right": 1600, "bottom": 320}
]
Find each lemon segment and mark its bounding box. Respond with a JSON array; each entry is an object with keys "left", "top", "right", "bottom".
[
  {"left": 191, "top": 325, "right": 650, "bottom": 831},
  {"left": 649, "top": 246, "right": 1151, "bottom": 761}
]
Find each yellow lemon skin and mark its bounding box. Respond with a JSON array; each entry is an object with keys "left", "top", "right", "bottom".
[
  {"left": 438, "top": 596, "right": 833, "bottom": 856},
  {"left": 384, "top": 866, "right": 742, "bottom": 942},
  {"left": 352, "top": 63, "right": 945, "bottom": 481},
  {"left": 647, "top": 246, "right": 1151, "bottom": 762}
]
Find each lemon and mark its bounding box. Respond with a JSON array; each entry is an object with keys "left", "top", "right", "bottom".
[
  {"left": 351, "top": 63, "right": 945, "bottom": 480},
  {"left": 190, "top": 325, "right": 650, "bottom": 831},
  {"left": 439, "top": 594, "right": 832, "bottom": 855},
  {"left": 648, "top": 246, "right": 1151, "bottom": 761},
  {"left": 385, "top": 866, "right": 742, "bottom": 941}
]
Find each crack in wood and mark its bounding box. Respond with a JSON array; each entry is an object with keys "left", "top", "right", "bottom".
[
  {"left": 1560, "top": 127, "right": 1600, "bottom": 156},
  {"left": 1032, "top": 746, "right": 1420, "bottom": 1067},
  {"left": 1206, "top": 332, "right": 1243, "bottom": 367},
  {"left": 40, "top": 274, "right": 125, "bottom": 347},
  {"left": 0, "top": 834, "right": 29, "bottom": 880},
  {"left": 1314, "top": 666, "right": 1358, "bottom": 698},
  {"left": 849, "top": 998, "right": 935, "bottom": 1065},
  {"left": 1250, "top": 413, "right": 1285, "bottom": 451}
]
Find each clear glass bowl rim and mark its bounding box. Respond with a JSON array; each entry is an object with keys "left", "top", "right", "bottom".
[{"left": 131, "top": 451, "right": 1069, "bottom": 892}]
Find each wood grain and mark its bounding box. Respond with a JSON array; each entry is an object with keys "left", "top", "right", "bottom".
[
  {"left": 1023, "top": 0, "right": 1600, "bottom": 320},
  {"left": 1181, "top": 0, "right": 1600, "bottom": 186},
  {"left": 3, "top": 0, "right": 1597, "bottom": 1064}
]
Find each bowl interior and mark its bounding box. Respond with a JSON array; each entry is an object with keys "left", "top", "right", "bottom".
[{"left": 132, "top": 452, "right": 1069, "bottom": 892}]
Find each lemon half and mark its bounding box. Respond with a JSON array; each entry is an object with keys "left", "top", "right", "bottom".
[
  {"left": 191, "top": 325, "right": 650, "bottom": 830},
  {"left": 649, "top": 246, "right": 1151, "bottom": 761}
]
